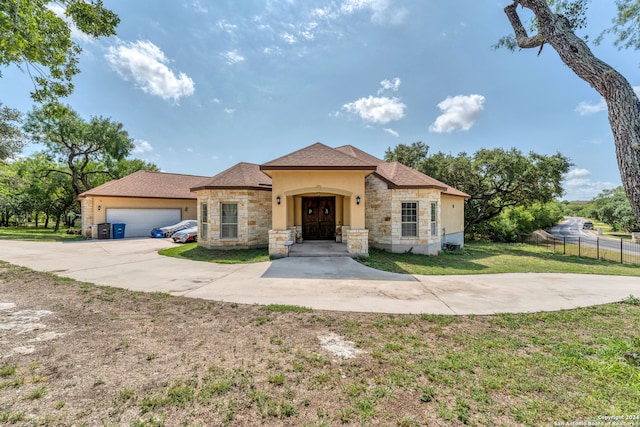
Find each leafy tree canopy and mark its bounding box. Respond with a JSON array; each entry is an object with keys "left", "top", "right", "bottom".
[
  {"left": 589, "top": 186, "right": 637, "bottom": 232},
  {"left": 0, "top": 0, "right": 119, "bottom": 103},
  {"left": 0, "top": 102, "right": 23, "bottom": 160},
  {"left": 24, "top": 106, "right": 134, "bottom": 197}
]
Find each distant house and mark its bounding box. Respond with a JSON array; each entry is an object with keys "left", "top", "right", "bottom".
[
  {"left": 191, "top": 143, "right": 469, "bottom": 257},
  {"left": 79, "top": 143, "right": 469, "bottom": 255}
]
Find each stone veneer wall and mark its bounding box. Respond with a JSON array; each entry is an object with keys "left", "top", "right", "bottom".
[
  {"left": 80, "top": 197, "right": 94, "bottom": 238},
  {"left": 197, "top": 189, "right": 271, "bottom": 249},
  {"left": 390, "top": 188, "right": 441, "bottom": 254},
  {"left": 269, "top": 229, "right": 295, "bottom": 257},
  {"left": 365, "top": 175, "right": 392, "bottom": 246},
  {"left": 346, "top": 229, "right": 368, "bottom": 256},
  {"left": 365, "top": 175, "right": 443, "bottom": 255}
]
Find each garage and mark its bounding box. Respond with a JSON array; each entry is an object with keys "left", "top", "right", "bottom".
[{"left": 106, "top": 208, "right": 182, "bottom": 237}]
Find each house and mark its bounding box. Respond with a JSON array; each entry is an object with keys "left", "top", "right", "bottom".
[
  {"left": 79, "top": 143, "right": 469, "bottom": 254},
  {"left": 78, "top": 171, "right": 208, "bottom": 238},
  {"left": 191, "top": 143, "right": 469, "bottom": 257}
]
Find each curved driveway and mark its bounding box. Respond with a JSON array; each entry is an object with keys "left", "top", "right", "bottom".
[{"left": 1, "top": 239, "right": 638, "bottom": 315}]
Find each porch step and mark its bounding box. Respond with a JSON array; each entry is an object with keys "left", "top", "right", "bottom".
[{"left": 288, "top": 241, "right": 353, "bottom": 257}]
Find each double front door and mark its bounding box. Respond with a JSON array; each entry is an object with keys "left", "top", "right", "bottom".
[{"left": 302, "top": 197, "right": 335, "bottom": 240}]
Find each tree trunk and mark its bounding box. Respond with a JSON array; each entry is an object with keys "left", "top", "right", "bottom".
[{"left": 505, "top": 0, "right": 640, "bottom": 226}]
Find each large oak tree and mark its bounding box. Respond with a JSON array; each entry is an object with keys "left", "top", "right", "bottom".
[
  {"left": 501, "top": 0, "right": 640, "bottom": 227},
  {"left": 24, "top": 106, "right": 134, "bottom": 198}
]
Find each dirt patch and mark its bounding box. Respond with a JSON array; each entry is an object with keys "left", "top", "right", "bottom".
[{"left": 0, "top": 262, "right": 452, "bottom": 426}]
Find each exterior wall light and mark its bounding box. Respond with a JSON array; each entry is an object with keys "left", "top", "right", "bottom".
[
  {"left": 276, "top": 195, "right": 281, "bottom": 205},
  {"left": 356, "top": 196, "right": 361, "bottom": 205}
]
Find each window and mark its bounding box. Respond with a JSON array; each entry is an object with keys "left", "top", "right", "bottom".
[
  {"left": 430, "top": 202, "right": 438, "bottom": 236},
  {"left": 200, "top": 202, "right": 208, "bottom": 239},
  {"left": 221, "top": 203, "right": 238, "bottom": 239},
  {"left": 401, "top": 202, "right": 418, "bottom": 237}
]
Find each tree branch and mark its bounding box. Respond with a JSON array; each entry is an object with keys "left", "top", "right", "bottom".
[{"left": 504, "top": 2, "right": 545, "bottom": 49}]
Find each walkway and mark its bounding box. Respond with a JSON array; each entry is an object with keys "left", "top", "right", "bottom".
[{"left": 0, "top": 239, "right": 638, "bottom": 315}]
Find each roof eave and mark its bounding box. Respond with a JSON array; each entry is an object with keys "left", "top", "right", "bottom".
[
  {"left": 191, "top": 185, "right": 273, "bottom": 192},
  {"left": 259, "top": 165, "right": 377, "bottom": 171}
]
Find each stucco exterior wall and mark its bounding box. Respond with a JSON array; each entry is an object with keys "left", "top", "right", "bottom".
[
  {"left": 268, "top": 170, "right": 368, "bottom": 230},
  {"left": 196, "top": 189, "right": 271, "bottom": 249},
  {"left": 441, "top": 194, "right": 466, "bottom": 247},
  {"left": 80, "top": 196, "right": 196, "bottom": 237}
]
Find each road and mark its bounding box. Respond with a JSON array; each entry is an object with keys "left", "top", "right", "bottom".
[{"left": 549, "top": 217, "right": 638, "bottom": 258}]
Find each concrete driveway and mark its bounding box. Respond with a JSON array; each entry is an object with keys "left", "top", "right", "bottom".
[{"left": 1, "top": 239, "right": 638, "bottom": 315}]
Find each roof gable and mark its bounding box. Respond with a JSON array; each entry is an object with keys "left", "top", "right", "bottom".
[
  {"left": 260, "top": 142, "right": 378, "bottom": 171},
  {"left": 335, "top": 145, "right": 385, "bottom": 165},
  {"left": 78, "top": 171, "right": 208, "bottom": 200},
  {"left": 191, "top": 162, "right": 272, "bottom": 191}
]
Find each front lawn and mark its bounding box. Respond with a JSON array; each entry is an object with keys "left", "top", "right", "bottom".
[
  {"left": 359, "top": 242, "right": 640, "bottom": 276},
  {"left": 0, "top": 226, "right": 83, "bottom": 242},
  {"left": 159, "top": 242, "right": 269, "bottom": 264}
]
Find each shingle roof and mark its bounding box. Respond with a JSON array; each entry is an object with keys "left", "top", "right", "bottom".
[
  {"left": 190, "top": 162, "right": 272, "bottom": 191},
  {"left": 77, "top": 170, "right": 208, "bottom": 200},
  {"left": 260, "top": 142, "right": 378, "bottom": 171},
  {"left": 375, "top": 162, "right": 469, "bottom": 197},
  {"left": 336, "top": 145, "right": 469, "bottom": 198},
  {"left": 335, "top": 145, "right": 386, "bottom": 165}
]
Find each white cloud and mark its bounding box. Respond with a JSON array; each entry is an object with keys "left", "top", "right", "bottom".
[
  {"left": 216, "top": 20, "right": 237, "bottom": 33},
  {"left": 105, "top": 40, "right": 195, "bottom": 102},
  {"left": 133, "top": 139, "right": 153, "bottom": 154},
  {"left": 576, "top": 86, "right": 640, "bottom": 116},
  {"left": 281, "top": 33, "right": 297, "bottom": 44},
  {"left": 220, "top": 50, "right": 245, "bottom": 64},
  {"left": 340, "top": 0, "right": 407, "bottom": 25},
  {"left": 429, "top": 94, "right": 485, "bottom": 133},
  {"left": 576, "top": 99, "right": 606, "bottom": 116},
  {"left": 384, "top": 128, "right": 399, "bottom": 137},
  {"left": 187, "top": 0, "right": 208, "bottom": 14},
  {"left": 224, "top": 108, "right": 236, "bottom": 114},
  {"left": 565, "top": 168, "right": 591, "bottom": 180},
  {"left": 343, "top": 96, "right": 406, "bottom": 124},
  {"left": 562, "top": 168, "right": 619, "bottom": 200},
  {"left": 378, "top": 77, "right": 401, "bottom": 94}
]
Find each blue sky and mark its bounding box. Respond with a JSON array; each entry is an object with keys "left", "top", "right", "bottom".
[{"left": 2, "top": 0, "right": 638, "bottom": 201}]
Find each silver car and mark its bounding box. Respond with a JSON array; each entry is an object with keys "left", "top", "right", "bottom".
[
  {"left": 172, "top": 226, "right": 198, "bottom": 243},
  {"left": 151, "top": 220, "right": 197, "bottom": 238}
]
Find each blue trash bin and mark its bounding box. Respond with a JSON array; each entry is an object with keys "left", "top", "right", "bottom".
[{"left": 112, "top": 223, "right": 126, "bottom": 239}]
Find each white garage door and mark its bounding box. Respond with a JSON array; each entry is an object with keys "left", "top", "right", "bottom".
[{"left": 106, "top": 209, "right": 182, "bottom": 237}]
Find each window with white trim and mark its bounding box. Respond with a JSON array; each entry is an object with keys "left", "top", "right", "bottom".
[
  {"left": 221, "top": 203, "right": 238, "bottom": 239},
  {"left": 401, "top": 202, "right": 418, "bottom": 237},
  {"left": 200, "top": 202, "right": 208, "bottom": 239},
  {"left": 430, "top": 202, "right": 438, "bottom": 236}
]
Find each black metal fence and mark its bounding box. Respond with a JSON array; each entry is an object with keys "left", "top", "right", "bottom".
[{"left": 524, "top": 233, "right": 640, "bottom": 266}]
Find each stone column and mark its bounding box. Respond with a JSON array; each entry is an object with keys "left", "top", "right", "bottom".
[
  {"left": 346, "top": 229, "right": 368, "bottom": 256},
  {"left": 269, "top": 229, "right": 295, "bottom": 258}
]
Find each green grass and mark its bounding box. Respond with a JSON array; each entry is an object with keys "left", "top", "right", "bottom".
[
  {"left": 0, "top": 226, "right": 83, "bottom": 241},
  {"left": 158, "top": 242, "right": 269, "bottom": 264},
  {"left": 358, "top": 242, "right": 640, "bottom": 276}
]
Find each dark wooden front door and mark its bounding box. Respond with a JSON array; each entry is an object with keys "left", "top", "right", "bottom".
[{"left": 302, "top": 197, "right": 335, "bottom": 240}]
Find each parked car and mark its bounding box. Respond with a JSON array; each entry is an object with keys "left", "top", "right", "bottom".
[
  {"left": 583, "top": 221, "right": 594, "bottom": 230},
  {"left": 172, "top": 226, "right": 198, "bottom": 243},
  {"left": 150, "top": 220, "right": 197, "bottom": 238}
]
